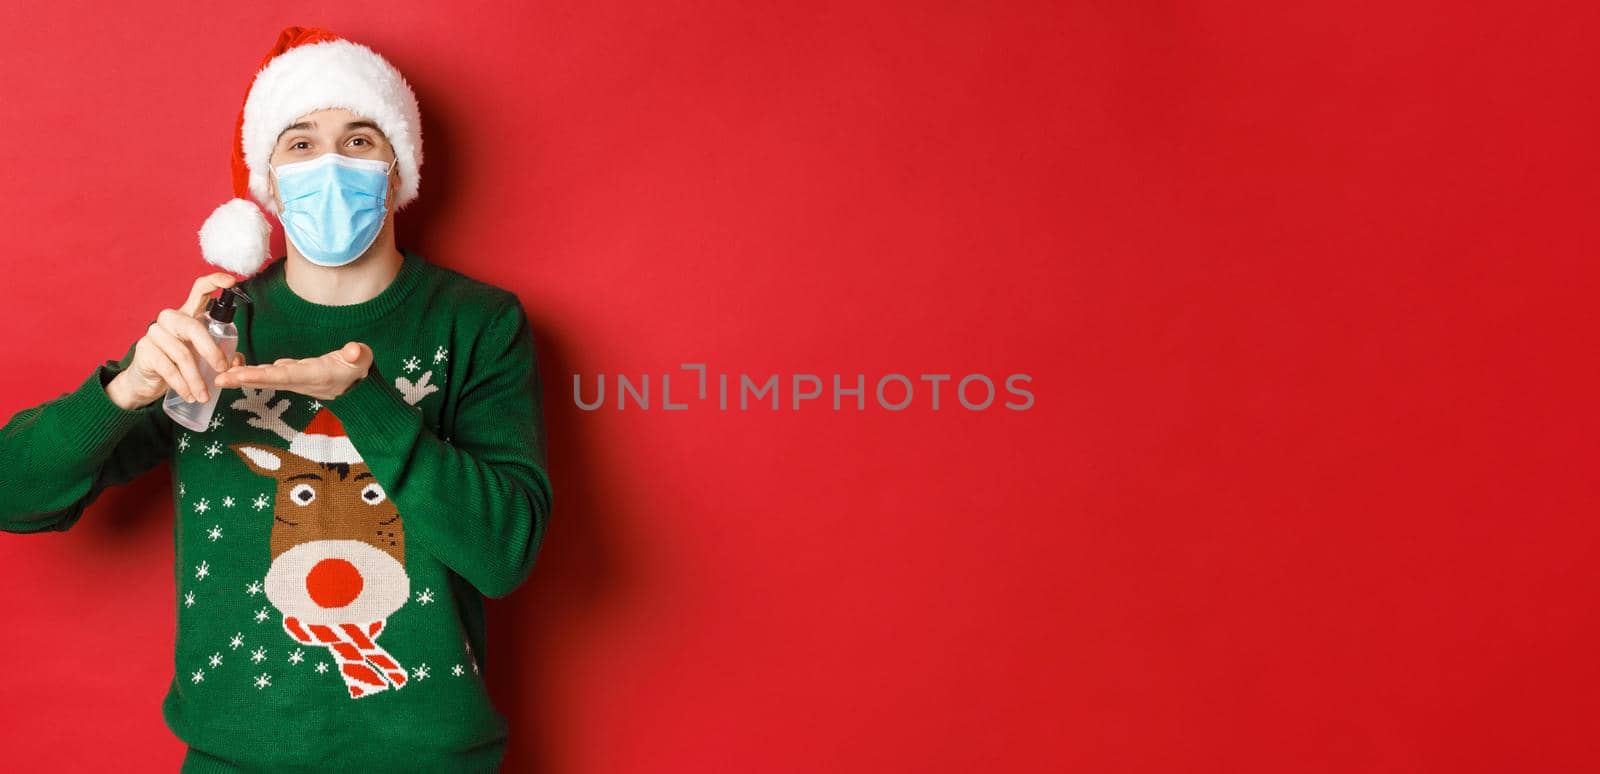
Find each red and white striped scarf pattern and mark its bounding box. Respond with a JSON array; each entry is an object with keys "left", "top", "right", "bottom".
[{"left": 283, "top": 614, "right": 409, "bottom": 698}]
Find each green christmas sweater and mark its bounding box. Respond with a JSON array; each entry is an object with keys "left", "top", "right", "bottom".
[{"left": 0, "top": 248, "right": 552, "bottom": 773}]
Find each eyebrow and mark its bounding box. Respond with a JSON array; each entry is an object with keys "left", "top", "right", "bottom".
[
  {"left": 286, "top": 473, "right": 323, "bottom": 482},
  {"left": 277, "top": 120, "right": 384, "bottom": 143}
]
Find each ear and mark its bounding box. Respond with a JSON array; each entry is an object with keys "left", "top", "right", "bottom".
[
  {"left": 270, "top": 171, "right": 284, "bottom": 215},
  {"left": 230, "top": 443, "right": 285, "bottom": 477}
]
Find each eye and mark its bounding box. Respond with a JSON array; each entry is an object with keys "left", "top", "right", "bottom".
[
  {"left": 349, "top": 137, "right": 371, "bottom": 148},
  {"left": 289, "top": 483, "right": 316, "bottom": 506},
  {"left": 361, "top": 482, "right": 386, "bottom": 505},
  {"left": 290, "top": 140, "right": 310, "bottom": 151}
]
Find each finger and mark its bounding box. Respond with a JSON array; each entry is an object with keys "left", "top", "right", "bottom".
[
  {"left": 222, "top": 358, "right": 298, "bottom": 385},
  {"left": 214, "top": 366, "right": 256, "bottom": 388},
  {"left": 148, "top": 324, "right": 209, "bottom": 402},
  {"left": 216, "top": 361, "right": 280, "bottom": 388},
  {"left": 215, "top": 360, "right": 261, "bottom": 387},
  {"left": 135, "top": 338, "right": 186, "bottom": 400},
  {"left": 269, "top": 361, "right": 328, "bottom": 394},
  {"left": 180, "top": 273, "right": 239, "bottom": 318},
  {"left": 148, "top": 355, "right": 187, "bottom": 401},
  {"left": 224, "top": 363, "right": 298, "bottom": 387},
  {"left": 147, "top": 323, "right": 209, "bottom": 402},
  {"left": 330, "top": 342, "right": 368, "bottom": 369},
  {"left": 158, "top": 308, "right": 230, "bottom": 373}
]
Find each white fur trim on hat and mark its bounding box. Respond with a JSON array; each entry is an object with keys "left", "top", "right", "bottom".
[
  {"left": 241, "top": 38, "right": 423, "bottom": 217},
  {"left": 290, "top": 431, "right": 364, "bottom": 465},
  {"left": 198, "top": 198, "right": 273, "bottom": 275}
]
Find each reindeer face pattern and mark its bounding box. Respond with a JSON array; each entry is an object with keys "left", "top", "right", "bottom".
[
  {"left": 228, "top": 386, "right": 427, "bottom": 699},
  {"left": 230, "top": 439, "right": 409, "bottom": 624}
]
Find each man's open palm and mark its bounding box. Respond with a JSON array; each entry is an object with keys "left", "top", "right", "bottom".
[{"left": 214, "top": 342, "right": 373, "bottom": 400}]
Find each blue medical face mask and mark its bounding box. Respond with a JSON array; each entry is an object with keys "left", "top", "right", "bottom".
[{"left": 269, "top": 152, "right": 398, "bottom": 267}]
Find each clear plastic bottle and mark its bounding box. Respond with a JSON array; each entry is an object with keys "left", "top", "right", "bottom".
[{"left": 164, "top": 286, "right": 252, "bottom": 432}]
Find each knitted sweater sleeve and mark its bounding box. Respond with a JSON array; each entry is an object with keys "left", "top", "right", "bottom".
[
  {"left": 322, "top": 295, "right": 552, "bottom": 598},
  {"left": 0, "top": 337, "right": 175, "bottom": 533}
]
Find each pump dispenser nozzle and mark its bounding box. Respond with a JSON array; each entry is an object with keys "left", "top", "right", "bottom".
[{"left": 208, "top": 286, "right": 252, "bottom": 324}]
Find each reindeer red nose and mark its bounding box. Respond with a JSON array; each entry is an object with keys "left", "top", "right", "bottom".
[{"left": 305, "top": 558, "right": 364, "bottom": 608}]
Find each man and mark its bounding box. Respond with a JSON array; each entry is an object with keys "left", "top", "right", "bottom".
[{"left": 0, "top": 26, "right": 551, "bottom": 773}]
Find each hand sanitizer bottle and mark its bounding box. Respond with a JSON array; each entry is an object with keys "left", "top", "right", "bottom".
[{"left": 164, "top": 286, "right": 251, "bottom": 432}]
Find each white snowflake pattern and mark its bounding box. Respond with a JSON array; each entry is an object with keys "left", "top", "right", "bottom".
[
  {"left": 229, "top": 632, "right": 244, "bottom": 650},
  {"left": 209, "top": 652, "right": 223, "bottom": 668},
  {"left": 206, "top": 524, "right": 222, "bottom": 541},
  {"left": 252, "top": 493, "right": 270, "bottom": 511},
  {"left": 471, "top": 658, "right": 479, "bottom": 675},
  {"left": 433, "top": 346, "right": 448, "bottom": 364},
  {"left": 222, "top": 495, "right": 235, "bottom": 508},
  {"left": 309, "top": 399, "right": 323, "bottom": 412},
  {"left": 191, "top": 669, "right": 205, "bottom": 684},
  {"left": 413, "top": 664, "right": 430, "bottom": 680},
  {"left": 250, "top": 646, "right": 267, "bottom": 664},
  {"left": 204, "top": 442, "right": 222, "bottom": 458},
  {"left": 315, "top": 662, "right": 329, "bottom": 674},
  {"left": 183, "top": 590, "right": 196, "bottom": 607},
  {"left": 178, "top": 434, "right": 191, "bottom": 452},
  {"left": 245, "top": 580, "right": 263, "bottom": 596},
  {"left": 288, "top": 649, "right": 305, "bottom": 665},
  {"left": 253, "top": 672, "right": 272, "bottom": 690},
  {"left": 193, "top": 498, "right": 211, "bottom": 514},
  {"left": 402, "top": 355, "right": 421, "bottom": 372},
  {"left": 415, "top": 588, "right": 434, "bottom": 605},
  {"left": 194, "top": 560, "right": 210, "bottom": 580},
  {"left": 179, "top": 481, "right": 186, "bottom": 497},
  {"left": 452, "top": 664, "right": 464, "bottom": 677},
  {"left": 254, "top": 607, "right": 270, "bottom": 623},
  {"left": 209, "top": 414, "right": 224, "bottom": 430}
]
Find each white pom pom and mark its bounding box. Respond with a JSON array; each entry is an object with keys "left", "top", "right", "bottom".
[{"left": 198, "top": 198, "right": 273, "bottom": 276}]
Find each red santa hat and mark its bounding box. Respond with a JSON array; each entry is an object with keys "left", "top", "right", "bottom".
[
  {"left": 291, "top": 408, "right": 364, "bottom": 465},
  {"left": 197, "top": 26, "right": 424, "bottom": 277}
]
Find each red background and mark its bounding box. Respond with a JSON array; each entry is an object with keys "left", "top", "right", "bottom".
[{"left": 2, "top": 2, "right": 1596, "bottom": 771}]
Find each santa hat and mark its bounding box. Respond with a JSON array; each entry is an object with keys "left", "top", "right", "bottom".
[
  {"left": 197, "top": 26, "right": 424, "bottom": 277},
  {"left": 291, "top": 408, "right": 364, "bottom": 465}
]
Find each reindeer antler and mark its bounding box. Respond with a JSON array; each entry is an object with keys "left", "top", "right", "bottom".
[
  {"left": 230, "top": 387, "right": 300, "bottom": 443},
  {"left": 395, "top": 370, "right": 441, "bottom": 406}
]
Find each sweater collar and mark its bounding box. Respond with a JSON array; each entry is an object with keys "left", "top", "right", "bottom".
[{"left": 261, "top": 248, "right": 425, "bottom": 327}]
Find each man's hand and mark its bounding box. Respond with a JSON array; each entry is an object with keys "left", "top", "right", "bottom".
[
  {"left": 214, "top": 342, "right": 373, "bottom": 401},
  {"left": 106, "top": 272, "right": 243, "bottom": 411}
]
